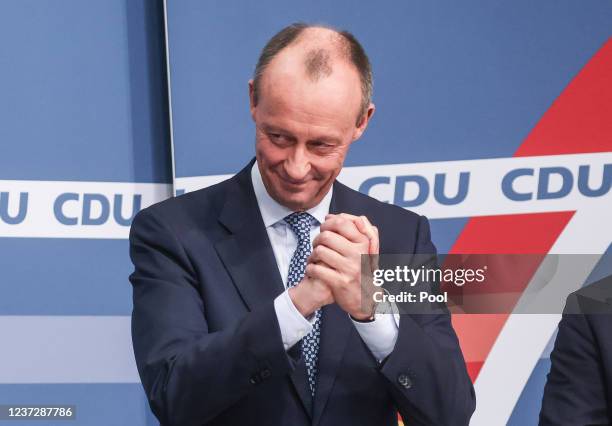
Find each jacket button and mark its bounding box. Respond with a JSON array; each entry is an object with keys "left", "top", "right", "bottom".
[
  {"left": 397, "top": 373, "right": 412, "bottom": 389},
  {"left": 261, "top": 368, "right": 271, "bottom": 379},
  {"left": 249, "top": 375, "right": 260, "bottom": 385}
]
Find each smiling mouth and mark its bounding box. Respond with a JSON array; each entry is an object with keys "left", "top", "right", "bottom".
[
  {"left": 278, "top": 175, "right": 309, "bottom": 185},
  {"left": 280, "top": 179, "right": 309, "bottom": 192}
]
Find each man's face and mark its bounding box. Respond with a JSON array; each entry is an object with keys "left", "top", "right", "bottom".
[{"left": 249, "top": 48, "right": 374, "bottom": 211}]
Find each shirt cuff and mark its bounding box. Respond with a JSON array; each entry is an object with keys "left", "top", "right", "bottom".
[
  {"left": 273, "top": 289, "right": 315, "bottom": 350},
  {"left": 351, "top": 308, "right": 399, "bottom": 363}
]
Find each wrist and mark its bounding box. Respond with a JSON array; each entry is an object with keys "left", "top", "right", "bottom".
[
  {"left": 350, "top": 299, "right": 378, "bottom": 322},
  {"left": 288, "top": 285, "right": 318, "bottom": 318},
  {"left": 350, "top": 312, "right": 375, "bottom": 322}
]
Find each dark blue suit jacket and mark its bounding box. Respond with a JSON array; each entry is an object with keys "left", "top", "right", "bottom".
[
  {"left": 540, "top": 275, "right": 612, "bottom": 425},
  {"left": 129, "top": 160, "right": 475, "bottom": 426}
]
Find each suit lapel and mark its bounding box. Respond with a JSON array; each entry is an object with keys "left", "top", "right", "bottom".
[
  {"left": 213, "top": 160, "right": 314, "bottom": 417},
  {"left": 214, "top": 161, "right": 285, "bottom": 311}
]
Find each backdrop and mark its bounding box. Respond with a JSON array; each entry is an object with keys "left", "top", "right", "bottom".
[
  {"left": 0, "top": 1, "right": 169, "bottom": 424},
  {"left": 1, "top": 1, "right": 611, "bottom": 425}
]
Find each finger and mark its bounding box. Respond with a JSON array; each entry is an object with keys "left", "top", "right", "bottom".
[
  {"left": 309, "top": 244, "right": 346, "bottom": 271},
  {"left": 305, "top": 262, "right": 341, "bottom": 288},
  {"left": 320, "top": 215, "right": 367, "bottom": 244},
  {"left": 338, "top": 213, "right": 378, "bottom": 254},
  {"left": 337, "top": 213, "right": 370, "bottom": 239},
  {"left": 356, "top": 216, "right": 379, "bottom": 272},
  {"left": 357, "top": 215, "right": 376, "bottom": 240},
  {"left": 372, "top": 226, "right": 379, "bottom": 254},
  {"left": 337, "top": 213, "right": 375, "bottom": 242},
  {"left": 327, "top": 213, "right": 367, "bottom": 235},
  {"left": 313, "top": 230, "right": 353, "bottom": 257},
  {"left": 360, "top": 216, "right": 380, "bottom": 254}
]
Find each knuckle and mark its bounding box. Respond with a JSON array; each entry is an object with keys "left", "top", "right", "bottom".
[
  {"left": 340, "top": 274, "right": 351, "bottom": 286},
  {"left": 355, "top": 240, "right": 368, "bottom": 251},
  {"left": 326, "top": 215, "right": 339, "bottom": 224},
  {"left": 336, "top": 216, "right": 349, "bottom": 226}
]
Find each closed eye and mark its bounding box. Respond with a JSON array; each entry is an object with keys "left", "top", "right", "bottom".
[
  {"left": 309, "top": 140, "right": 334, "bottom": 150},
  {"left": 268, "top": 132, "right": 285, "bottom": 142}
]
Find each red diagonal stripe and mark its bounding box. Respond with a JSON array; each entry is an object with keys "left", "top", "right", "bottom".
[
  {"left": 515, "top": 37, "right": 612, "bottom": 157},
  {"left": 451, "top": 212, "right": 573, "bottom": 381},
  {"left": 452, "top": 37, "right": 612, "bottom": 382}
]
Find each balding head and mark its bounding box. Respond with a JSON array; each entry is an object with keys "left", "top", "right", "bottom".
[
  {"left": 252, "top": 23, "right": 372, "bottom": 124},
  {"left": 303, "top": 48, "right": 333, "bottom": 81}
]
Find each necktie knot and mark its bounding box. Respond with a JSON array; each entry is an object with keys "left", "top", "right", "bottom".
[{"left": 284, "top": 212, "right": 314, "bottom": 243}]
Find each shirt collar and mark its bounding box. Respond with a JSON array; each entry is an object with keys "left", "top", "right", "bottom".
[{"left": 251, "top": 160, "right": 333, "bottom": 227}]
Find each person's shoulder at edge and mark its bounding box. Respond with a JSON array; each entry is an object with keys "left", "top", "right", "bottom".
[{"left": 563, "top": 273, "right": 612, "bottom": 315}]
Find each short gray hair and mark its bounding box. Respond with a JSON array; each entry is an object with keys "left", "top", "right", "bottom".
[{"left": 252, "top": 23, "right": 373, "bottom": 124}]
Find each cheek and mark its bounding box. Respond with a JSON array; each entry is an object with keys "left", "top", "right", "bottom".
[
  {"left": 256, "top": 138, "right": 284, "bottom": 165},
  {"left": 312, "top": 149, "right": 348, "bottom": 177}
]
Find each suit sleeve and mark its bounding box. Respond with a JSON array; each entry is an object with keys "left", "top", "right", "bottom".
[
  {"left": 539, "top": 295, "right": 609, "bottom": 426},
  {"left": 379, "top": 215, "right": 476, "bottom": 426},
  {"left": 129, "top": 208, "right": 295, "bottom": 426}
]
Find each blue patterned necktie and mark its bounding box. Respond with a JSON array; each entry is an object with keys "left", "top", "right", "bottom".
[{"left": 284, "top": 212, "right": 322, "bottom": 398}]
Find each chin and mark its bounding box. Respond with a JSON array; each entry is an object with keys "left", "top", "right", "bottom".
[
  {"left": 270, "top": 187, "right": 313, "bottom": 209},
  {"left": 278, "top": 194, "right": 311, "bottom": 211}
]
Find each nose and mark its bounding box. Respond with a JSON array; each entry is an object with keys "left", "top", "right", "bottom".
[{"left": 284, "top": 145, "right": 311, "bottom": 182}]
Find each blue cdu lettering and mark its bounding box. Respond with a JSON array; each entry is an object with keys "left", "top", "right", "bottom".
[
  {"left": 394, "top": 175, "right": 429, "bottom": 207},
  {"left": 502, "top": 168, "right": 534, "bottom": 201},
  {"left": 82, "top": 193, "right": 110, "bottom": 225},
  {"left": 578, "top": 164, "right": 611, "bottom": 197},
  {"left": 0, "top": 192, "right": 28, "bottom": 224},
  {"left": 54, "top": 193, "right": 79, "bottom": 225},
  {"left": 434, "top": 172, "right": 470, "bottom": 205},
  {"left": 502, "top": 164, "right": 610, "bottom": 202},
  {"left": 113, "top": 194, "right": 142, "bottom": 226},
  {"left": 537, "top": 167, "right": 573, "bottom": 200}
]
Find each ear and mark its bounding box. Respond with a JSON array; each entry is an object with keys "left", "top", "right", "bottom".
[
  {"left": 352, "top": 103, "right": 375, "bottom": 141},
  {"left": 248, "top": 79, "right": 256, "bottom": 121}
]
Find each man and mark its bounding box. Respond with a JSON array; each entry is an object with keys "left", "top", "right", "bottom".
[
  {"left": 540, "top": 274, "right": 612, "bottom": 425},
  {"left": 129, "top": 23, "right": 475, "bottom": 426}
]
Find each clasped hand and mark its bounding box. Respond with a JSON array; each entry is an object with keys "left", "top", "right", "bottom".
[{"left": 288, "top": 213, "right": 380, "bottom": 321}]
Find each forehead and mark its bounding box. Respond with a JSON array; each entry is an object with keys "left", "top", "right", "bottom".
[{"left": 258, "top": 46, "right": 362, "bottom": 131}]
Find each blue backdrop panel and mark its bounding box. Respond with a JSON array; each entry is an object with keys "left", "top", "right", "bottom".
[
  {"left": 0, "top": 0, "right": 171, "bottom": 183},
  {"left": 166, "top": 0, "right": 612, "bottom": 178},
  {"left": 0, "top": 239, "right": 132, "bottom": 316},
  {"left": 0, "top": 0, "right": 170, "bottom": 424}
]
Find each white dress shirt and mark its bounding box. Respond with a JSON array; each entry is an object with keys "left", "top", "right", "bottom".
[{"left": 251, "top": 162, "right": 399, "bottom": 362}]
